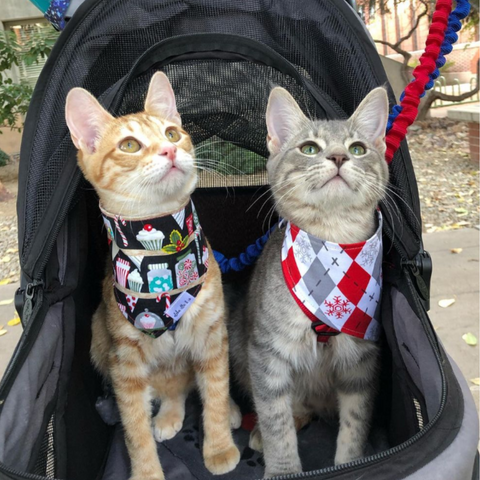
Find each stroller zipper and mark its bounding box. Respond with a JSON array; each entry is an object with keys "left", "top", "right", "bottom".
[
  {"left": 20, "top": 280, "right": 44, "bottom": 326},
  {"left": 413, "top": 397, "right": 424, "bottom": 430}
]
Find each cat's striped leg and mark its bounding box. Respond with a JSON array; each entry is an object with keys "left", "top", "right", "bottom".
[
  {"left": 151, "top": 367, "right": 194, "bottom": 442},
  {"left": 194, "top": 320, "right": 240, "bottom": 475},
  {"left": 248, "top": 344, "right": 302, "bottom": 478},
  {"left": 110, "top": 341, "right": 163, "bottom": 480},
  {"left": 334, "top": 389, "right": 374, "bottom": 465},
  {"left": 334, "top": 356, "right": 377, "bottom": 465}
]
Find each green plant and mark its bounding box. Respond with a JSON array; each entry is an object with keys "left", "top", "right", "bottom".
[
  {"left": 197, "top": 140, "right": 266, "bottom": 175},
  {"left": 439, "top": 60, "right": 456, "bottom": 72},
  {"left": 0, "top": 25, "right": 58, "bottom": 133},
  {"left": 408, "top": 58, "right": 420, "bottom": 69},
  {"left": 0, "top": 149, "right": 10, "bottom": 167}
]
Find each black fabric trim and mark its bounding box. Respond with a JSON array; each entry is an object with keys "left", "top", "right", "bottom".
[
  {"left": 51, "top": 298, "right": 76, "bottom": 477},
  {"left": 381, "top": 284, "right": 428, "bottom": 445},
  {"left": 472, "top": 451, "right": 479, "bottom": 480}
]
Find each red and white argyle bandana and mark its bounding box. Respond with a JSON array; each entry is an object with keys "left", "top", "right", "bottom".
[{"left": 281, "top": 212, "right": 383, "bottom": 342}]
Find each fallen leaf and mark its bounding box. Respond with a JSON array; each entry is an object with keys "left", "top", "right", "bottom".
[
  {"left": 438, "top": 298, "right": 455, "bottom": 308},
  {"left": 0, "top": 330, "right": 7, "bottom": 336},
  {"left": 470, "top": 378, "right": 480, "bottom": 386},
  {"left": 450, "top": 248, "right": 463, "bottom": 254},
  {"left": 454, "top": 207, "right": 468, "bottom": 215},
  {"left": 5, "top": 248, "right": 17, "bottom": 254},
  {"left": 0, "top": 278, "right": 12, "bottom": 286},
  {"left": 462, "top": 333, "right": 478, "bottom": 346},
  {"left": 7, "top": 315, "right": 20, "bottom": 327},
  {"left": 0, "top": 299, "right": 13, "bottom": 306},
  {"left": 0, "top": 256, "right": 11, "bottom": 263}
]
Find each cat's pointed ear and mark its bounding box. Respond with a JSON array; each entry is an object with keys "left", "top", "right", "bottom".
[
  {"left": 65, "top": 88, "right": 113, "bottom": 154},
  {"left": 144, "top": 72, "right": 181, "bottom": 126},
  {"left": 266, "top": 87, "right": 308, "bottom": 155},
  {"left": 349, "top": 87, "right": 389, "bottom": 147}
]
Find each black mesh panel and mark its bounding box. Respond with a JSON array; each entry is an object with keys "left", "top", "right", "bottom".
[{"left": 118, "top": 60, "right": 325, "bottom": 187}]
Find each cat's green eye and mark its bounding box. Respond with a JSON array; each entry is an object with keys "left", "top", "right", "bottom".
[
  {"left": 300, "top": 143, "right": 320, "bottom": 155},
  {"left": 349, "top": 143, "right": 366, "bottom": 156},
  {"left": 166, "top": 127, "right": 181, "bottom": 143},
  {"left": 119, "top": 138, "right": 141, "bottom": 153}
]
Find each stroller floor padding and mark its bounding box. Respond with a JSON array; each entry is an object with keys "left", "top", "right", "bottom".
[{"left": 100, "top": 394, "right": 390, "bottom": 480}]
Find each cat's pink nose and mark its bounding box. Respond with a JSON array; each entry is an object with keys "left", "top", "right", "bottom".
[
  {"left": 327, "top": 154, "right": 349, "bottom": 167},
  {"left": 159, "top": 144, "right": 177, "bottom": 161}
]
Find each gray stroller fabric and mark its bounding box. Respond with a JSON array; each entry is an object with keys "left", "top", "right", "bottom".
[
  {"left": 101, "top": 394, "right": 389, "bottom": 480},
  {"left": 0, "top": 302, "right": 66, "bottom": 470},
  {"left": 405, "top": 357, "right": 479, "bottom": 480}
]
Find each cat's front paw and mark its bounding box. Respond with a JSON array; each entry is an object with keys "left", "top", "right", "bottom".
[
  {"left": 335, "top": 439, "right": 364, "bottom": 466},
  {"left": 264, "top": 461, "right": 302, "bottom": 479},
  {"left": 204, "top": 444, "right": 240, "bottom": 475},
  {"left": 334, "top": 449, "right": 363, "bottom": 466},
  {"left": 129, "top": 477, "right": 164, "bottom": 480},
  {"left": 229, "top": 399, "right": 242, "bottom": 429},
  {"left": 153, "top": 412, "right": 184, "bottom": 442},
  {"left": 248, "top": 425, "right": 263, "bottom": 452}
]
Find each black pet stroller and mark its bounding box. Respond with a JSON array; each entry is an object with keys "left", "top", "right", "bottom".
[{"left": 0, "top": 0, "right": 478, "bottom": 479}]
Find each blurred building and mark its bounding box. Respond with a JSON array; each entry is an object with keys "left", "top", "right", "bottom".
[
  {"left": 360, "top": 0, "right": 478, "bottom": 74},
  {"left": 1, "top": 0, "right": 50, "bottom": 86}
]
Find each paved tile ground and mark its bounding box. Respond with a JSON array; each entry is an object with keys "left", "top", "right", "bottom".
[{"left": 423, "top": 228, "right": 479, "bottom": 411}]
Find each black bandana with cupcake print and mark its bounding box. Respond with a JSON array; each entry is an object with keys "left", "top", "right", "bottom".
[{"left": 100, "top": 200, "right": 209, "bottom": 338}]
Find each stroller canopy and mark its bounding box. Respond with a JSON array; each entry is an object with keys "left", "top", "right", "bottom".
[{"left": 18, "top": 0, "right": 422, "bottom": 283}]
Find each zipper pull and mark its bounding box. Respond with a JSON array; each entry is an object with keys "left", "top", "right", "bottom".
[
  {"left": 20, "top": 280, "right": 44, "bottom": 326},
  {"left": 403, "top": 251, "right": 432, "bottom": 311}
]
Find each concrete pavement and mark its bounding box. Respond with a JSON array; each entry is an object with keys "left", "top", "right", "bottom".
[
  {"left": 0, "top": 283, "right": 22, "bottom": 376},
  {"left": 423, "top": 228, "right": 479, "bottom": 410},
  {"left": 0, "top": 229, "right": 478, "bottom": 410}
]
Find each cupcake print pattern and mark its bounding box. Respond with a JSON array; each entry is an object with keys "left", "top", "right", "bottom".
[
  {"left": 101, "top": 200, "right": 208, "bottom": 339},
  {"left": 128, "top": 269, "right": 144, "bottom": 292},
  {"left": 136, "top": 224, "right": 165, "bottom": 250}
]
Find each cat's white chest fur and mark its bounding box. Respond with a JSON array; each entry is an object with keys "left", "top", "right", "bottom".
[
  {"left": 283, "top": 308, "right": 377, "bottom": 414},
  {"left": 136, "top": 288, "right": 222, "bottom": 372}
]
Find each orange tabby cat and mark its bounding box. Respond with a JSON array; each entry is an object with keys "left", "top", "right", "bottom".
[{"left": 65, "top": 72, "right": 241, "bottom": 480}]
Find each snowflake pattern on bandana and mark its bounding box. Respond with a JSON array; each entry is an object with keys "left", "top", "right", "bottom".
[
  {"left": 359, "top": 237, "right": 380, "bottom": 268},
  {"left": 281, "top": 211, "right": 383, "bottom": 341},
  {"left": 324, "top": 296, "right": 353, "bottom": 319},
  {"left": 293, "top": 234, "right": 314, "bottom": 264}
]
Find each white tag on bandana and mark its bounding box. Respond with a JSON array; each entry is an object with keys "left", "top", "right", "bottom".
[
  {"left": 165, "top": 291, "right": 196, "bottom": 322},
  {"left": 281, "top": 211, "right": 383, "bottom": 341}
]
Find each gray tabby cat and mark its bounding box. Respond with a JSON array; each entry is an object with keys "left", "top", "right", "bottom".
[{"left": 228, "top": 86, "right": 389, "bottom": 478}]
